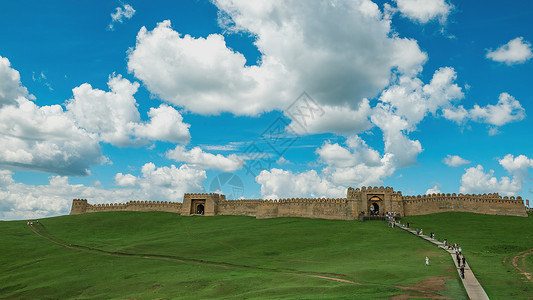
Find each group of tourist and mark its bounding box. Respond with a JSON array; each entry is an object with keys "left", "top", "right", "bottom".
[
  {"left": 386, "top": 212, "right": 396, "bottom": 227},
  {"left": 26, "top": 220, "right": 38, "bottom": 226}
]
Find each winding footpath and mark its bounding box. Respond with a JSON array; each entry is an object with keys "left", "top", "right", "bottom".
[{"left": 395, "top": 223, "right": 490, "bottom": 300}]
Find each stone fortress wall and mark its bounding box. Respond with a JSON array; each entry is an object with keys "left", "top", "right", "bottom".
[{"left": 70, "top": 186, "right": 528, "bottom": 218}]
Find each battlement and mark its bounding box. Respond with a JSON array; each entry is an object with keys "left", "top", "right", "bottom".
[{"left": 69, "top": 186, "right": 528, "bottom": 219}]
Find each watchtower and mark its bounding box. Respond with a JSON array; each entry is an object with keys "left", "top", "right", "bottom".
[{"left": 70, "top": 199, "right": 88, "bottom": 215}]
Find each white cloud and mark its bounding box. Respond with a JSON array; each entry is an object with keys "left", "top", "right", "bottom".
[
  {"left": 255, "top": 168, "right": 346, "bottom": 199},
  {"left": 0, "top": 97, "right": 104, "bottom": 175},
  {"left": 443, "top": 155, "right": 470, "bottom": 167},
  {"left": 370, "top": 104, "right": 422, "bottom": 168},
  {"left": 316, "top": 136, "right": 396, "bottom": 186},
  {"left": 486, "top": 37, "right": 533, "bottom": 65},
  {"left": 0, "top": 56, "right": 32, "bottom": 107},
  {"left": 378, "top": 67, "right": 464, "bottom": 129},
  {"left": 460, "top": 155, "right": 533, "bottom": 196},
  {"left": 108, "top": 3, "right": 136, "bottom": 30},
  {"left": 499, "top": 154, "right": 533, "bottom": 180},
  {"left": 114, "top": 173, "right": 139, "bottom": 187},
  {"left": 459, "top": 165, "right": 521, "bottom": 196},
  {"left": 426, "top": 185, "right": 441, "bottom": 194},
  {"left": 127, "top": 1, "right": 427, "bottom": 117},
  {"left": 443, "top": 92, "right": 525, "bottom": 133},
  {"left": 166, "top": 145, "right": 244, "bottom": 172},
  {"left": 0, "top": 162, "right": 207, "bottom": 220},
  {"left": 133, "top": 104, "right": 191, "bottom": 143},
  {"left": 392, "top": 0, "right": 452, "bottom": 24},
  {"left": 470, "top": 92, "right": 525, "bottom": 127},
  {"left": 138, "top": 162, "right": 206, "bottom": 202},
  {"left": 67, "top": 74, "right": 191, "bottom": 146}
]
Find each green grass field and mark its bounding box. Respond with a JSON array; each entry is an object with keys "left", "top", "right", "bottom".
[
  {"left": 1, "top": 212, "right": 467, "bottom": 299},
  {"left": 402, "top": 212, "right": 533, "bottom": 299}
]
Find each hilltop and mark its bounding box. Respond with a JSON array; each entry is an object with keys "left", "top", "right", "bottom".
[{"left": 1, "top": 211, "right": 530, "bottom": 298}]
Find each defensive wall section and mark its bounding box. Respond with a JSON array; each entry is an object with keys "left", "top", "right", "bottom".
[
  {"left": 70, "top": 199, "right": 182, "bottom": 215},
  {"left": 70, "top": 186, "right": 528, "bottom": 219}
]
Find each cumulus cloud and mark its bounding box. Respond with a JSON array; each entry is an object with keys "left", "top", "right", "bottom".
[
  {"left": 443, "top": 92, "right": 525, "bottom": 133},
  {"left": 255, "top": 168, "right": 346, "bottom": 199},
  {"left": 469, "top": 93, "right": 525, "bottom": 127},
  {"left": 459, "top": 165, "right": 521, "bottom": 196},
  {"left": 0, "top": 97, "right": 104, "bottom": 175},
  {"left": 166, "top": 145, "right": 244, "bottom": 172},
  {"left": 460, "top": 154, "right": 533, "bottom": 196},
  {"left": 114, "top": 173, "right": 139, "bottom": 187},
  {"left": 486, "top": 37, "right": 533, "bottom": 65},
  {"left": 0, "top": 56, "right": 32, "bottom": 107},
  {"left": 390, "top": 0, "right": 453, "bottom": 24},
  {"left": 443, "top": 155, "right": 470, "bottom": 167},
  {"left": 127, "top": 1, "right": 427, "bottom": 120},
  {"left": 0, "top": 162, "right": 207, "bottom": 220},
  {"left": 66, "top": 74, "right": 191, "bottom": 146},
  {"left": 317, "top": 136, "right": 396, "bottom": 186},
  {"left": 108, "top": 3, "right": 135, "bottom": 30},
  {"left": 426, "top": 185, "right": 441, "bottom": 194},
  {"left": 133, "top": 104, "right": 191, "bottom": 143}
]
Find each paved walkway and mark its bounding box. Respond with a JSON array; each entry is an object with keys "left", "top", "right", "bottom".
[{"left": 395, "top": 223, "right": 490, "bottom": 300}]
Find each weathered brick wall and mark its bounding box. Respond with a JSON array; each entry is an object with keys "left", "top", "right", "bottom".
[
  {"left": 403, "top": 193, "right": 527, "bottom": 217},
  {"left": 216, "top": 199, "right": 262, "bottom": 216},
  {"left": 69, "top": 188, "right": 528, "bottom": 218},
  {"left": 82, "top": 200, "right": 182, "bottom": 214}
]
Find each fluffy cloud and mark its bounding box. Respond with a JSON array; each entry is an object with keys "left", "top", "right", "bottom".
[
  {"left": 499, "top": 154, "right": 533, "bottom": 174},
  {"left": 486, "top": 37, "right": 533, "bottom": 65},
  {"left": 459, "top": 165, "right": 521, "bottom": 196},
  {"left": 0, "top": 97, "right": 104, "bottom": 175},
  {"left": 370, "top": 104, "right": 422, "bottom": 167},
  {"left": 426, "top": 185, "right": 441, "bottom": 194},
  {"left": 67, "top": 74, "right": 191, "bottom": 146},
  {"left": 390, "top": 0, "right": 452, "bottom": 24},
  {"left": 255, "top": 168, "right": 346, "bottom": 199},
  {"left": 108, "top": 3, "right": 135, "bottom": 30},
  {"left": 443, "top": 155, "right": 470, "bottom": 167},
  {"left": 114, "top": 173, "right": 139, "bottom": 187},
  {"left": 317, "top": 136, "right": 396, "bottom": 186},
  {"left": 127, "top": 1, "right": 427, "bottom": 118},
  {"left": 0, "top": 56, "right": 32, "bottom": 107},
  {"left": 460, "top": 154, "right": 533, "bottom": 196},
  {"left": 133, "top": 104, "right": 191, "bottom": 143},
  {"left": 137, "top": 162, "right": 206, "bottom": 202},
  {"left": 469, "top": 93, "right": 525, "bottom": 127},
  {"left": 0, "top": 162, "right": 207, "bottom": 220},
  {"left": 166, "top": 145, "right": 244, "bottom": 172},
  {"left": 443, "top": 92, "right": 525, "bottom": 133},
  {"left": 379, "top": 67, "right": 464, "bottom": 129}
]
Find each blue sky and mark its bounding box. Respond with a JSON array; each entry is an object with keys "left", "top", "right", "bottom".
[{"left": 0, "top": 0, "right": 532, "bottom": 220}]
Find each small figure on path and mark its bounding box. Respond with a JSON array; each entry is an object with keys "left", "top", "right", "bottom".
[
  {"left": 425, "top": 256, "right": 429, "bottom": 266},
  {"left": 462, "top": 256, "right": 466, "bottom": 266},
  {"left": 460, "top": 266, "right": 465, "bottom": 279}
]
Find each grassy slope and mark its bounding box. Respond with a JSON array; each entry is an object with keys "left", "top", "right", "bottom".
[
  {"left": 402, "top": 211, "right": 533, "bottom": 299},
  {"left": 0, "top": 212, "right": 465, "bottom": 299}
]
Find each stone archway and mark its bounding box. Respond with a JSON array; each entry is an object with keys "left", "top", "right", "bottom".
[
  {"left": 371, "top": 202, "right": 379, "bottom": 216},
  {"left": 368, "top": 195, "right": 383, "bottom": 216},
  {"left": 196, "top": 204, "right": 204, "bottom": 215}
]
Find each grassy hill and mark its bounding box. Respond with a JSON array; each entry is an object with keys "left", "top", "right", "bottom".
[
  {"left": 0, "top": 212, "right": 467, "bottom": 299},
  {"left": 402, "top": 212, "right": 533, "bottom": 299}
]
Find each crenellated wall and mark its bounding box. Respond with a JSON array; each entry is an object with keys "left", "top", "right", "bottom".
[
  {"left": 70, "top": 199, "right": 182, "bottom": 215},
  {"left": 402, "top": 193, "right": 527, "bottom": 217},
  {"left": 69, "top": 186, "right": 528, "bottom": 218}
]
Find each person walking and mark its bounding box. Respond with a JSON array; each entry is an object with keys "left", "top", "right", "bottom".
[
  {"left": 460, "top": 266, "right": 465, "bottom": 279},
  {"left": 462, "top": 256, "right": 466, "bottom": 267},
  {"left": 425, "top": 256, "right": 429, "bottom": 266}
]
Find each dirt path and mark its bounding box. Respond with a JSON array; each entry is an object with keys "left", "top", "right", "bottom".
[
  {"left": 28, "top": 223, "right": 359, "bottom": 285},
  {"left": 510, "top": 248, "right": 533, "bottom": 281}
]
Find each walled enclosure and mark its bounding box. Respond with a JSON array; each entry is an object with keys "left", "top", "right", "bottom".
[{"left": 70, "top": 186, "right": 528, "bottom": 219}]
